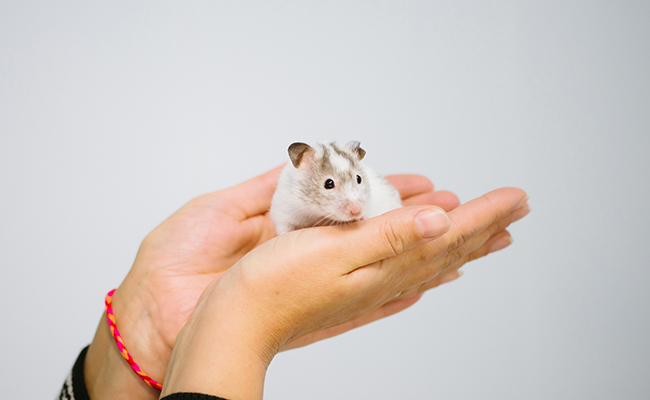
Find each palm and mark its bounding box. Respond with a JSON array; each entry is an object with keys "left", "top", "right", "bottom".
[
  {"left": 123, "top": 165, "right": 459, "bottom": 354},
  {"left": 127, "top": 174, "right": 280, "bottom": 351}
]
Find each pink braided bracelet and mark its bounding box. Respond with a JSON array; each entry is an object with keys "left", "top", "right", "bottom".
[{"left": 105, "top": 289, "right": 163, "bottom": 390}]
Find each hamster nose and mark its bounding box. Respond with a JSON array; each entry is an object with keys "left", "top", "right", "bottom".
[{"left": 349, "top": 203, "right": 362, "bottom": 216}]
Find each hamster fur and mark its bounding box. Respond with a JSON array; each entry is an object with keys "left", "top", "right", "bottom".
[{"left": 270, "top": 141, "right": 402, "bottom": 235}]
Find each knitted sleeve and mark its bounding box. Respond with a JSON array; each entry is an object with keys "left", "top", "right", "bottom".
[
  {"left": 57, "top": 346, "right": 90, "bottom": 400},
  {"left": 58, "top": 346, "right": 228, "bottom": 400}
]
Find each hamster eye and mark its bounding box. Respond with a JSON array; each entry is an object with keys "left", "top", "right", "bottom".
[
  {"left": 324, "top": 179, "right": 335, "bottom": 189},
  {"left": 356, "top": 175, "right": 362, "bottom": 184}
]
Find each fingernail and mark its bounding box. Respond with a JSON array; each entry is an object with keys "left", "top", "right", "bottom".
[
  {"left": 511, "top": 204, "right": 531, "bottom": 222},
  {"left": 440, "top": 270, "right": 463, "bottom": 284},
  {"left": 515, "top": 195, "right": 530, "bottom": 209},
  {"left": 415, "top": 209, "right": 450, "bottom": 239},
  {"left": 489, "top": 236, "right": 513, "bottom": 253}
]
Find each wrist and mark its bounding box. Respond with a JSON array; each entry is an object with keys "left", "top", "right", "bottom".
[
  {"left": 160, "top": 285, "right": 278, "bottom": 400},
  {"left": 84, "top": 284, "right": 170, "bottom": 400},
  {"left": 111, "top": 280, "right": 172, "bottom": 381},
  {"left": 84, "top": 312, "right": 161, "bottom": 400}
]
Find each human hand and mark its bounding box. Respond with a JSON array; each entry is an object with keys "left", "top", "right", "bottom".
[
  {"left": 83, "top": 165, "right": 461, "bottom": 399},
  {"left": 282, "top": 174, "right": 467, "bottom": 350},
  {"left": 161, "top": 187, "right": 529, "bottom": 399}
]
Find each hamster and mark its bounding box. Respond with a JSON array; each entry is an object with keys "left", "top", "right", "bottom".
[{"left": 270, "top": 141, "right": 402, "bottom": 235}]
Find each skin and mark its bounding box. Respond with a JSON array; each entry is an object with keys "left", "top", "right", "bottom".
[
  {"left": 161, "top": 184, "right": 528, "bottom": 399},
  {"left": 83, "top": 165, "right": 528, "bottom": 399}
]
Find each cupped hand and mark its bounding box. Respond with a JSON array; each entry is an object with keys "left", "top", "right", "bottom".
[
  {"left": 161, "top": 187, "right": 528, "bottom": 399},
  {"left": 105, "top": 165, "right": 461, "bottom": 384}
]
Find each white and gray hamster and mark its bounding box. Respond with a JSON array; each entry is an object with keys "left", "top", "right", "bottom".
[{"left": 270, "top": 141, "right": 402, "bottom": 235}]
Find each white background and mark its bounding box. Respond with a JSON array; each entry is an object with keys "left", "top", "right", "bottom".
[{"left": 1, "top": 1, "right": 649, "bottom": 399}]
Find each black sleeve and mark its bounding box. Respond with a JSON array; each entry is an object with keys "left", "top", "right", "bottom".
[
  {"left": 58, "top": 345, "right": 90, "bottom": 400},
  {"left": 161, "top": 394, "right": 229, "bottom": 400},
  {"left": 58, "top": 346, "right": 228, "bottom": 400}
]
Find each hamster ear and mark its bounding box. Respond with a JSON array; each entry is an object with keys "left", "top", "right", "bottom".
[
  {"left": 288, "top": 142, "right": 314, "bottom": 169},
  {"left": 347, "top": 141, "right": 366, "bottom": 161}
]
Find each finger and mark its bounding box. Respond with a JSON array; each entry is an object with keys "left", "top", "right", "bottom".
[
  {"left": 282, "top": 293, "right": 423, "bottom": 351},
  {"left": 479, "top": 229, "right": 514, "bottom": 256},
  {"left": 309, "top": 205, "right": 451, "bottom": 272},
  {"left": 406, "top": 201, "right": 527, "bottom": 287},
  {"left": 385, "top": 175, "right": 434, "bottom": 199},
  {"left": 384, "top": 198, "right": 527, "bottom": 300},
  {"left": 446, "top": 187, "right": 526, "bottom": 243},
  {"left": 348, "top": 293, "right": 423, "bottom": 329},
  {"left": 413, "top": 228, "right": 514, "bottom": 294},
  {"left": 411, "top": 229, "right": 514, "bottom": 297},
  {"left": 434, "top": 202, "right": 526, "bottom": 273},
  {"left": 433, "top": 269, "right": 464, "bottom": 287},
  {"left": 402, "top": 190, "right": 460, "bottom": 212},
  {"left": 461, "top": 228, "right": 515, "bottom": 265},
  {"left": 395, "top": 270, "right": 463, "bottom": 299},
  {"left": 374, "top": 189, "right": 527, "bottom": 289},
  {"left": 416, "top": 188, "right": 526, "bottom": 269},
  {"left": 218, "top": 164, "right": 285, "bottom": 219},
  {"left": 385, "top": 174, "right": 460, "bottom": 211},
  {"left": 432, "top": 188, "right": 527, "bottom": 259}
]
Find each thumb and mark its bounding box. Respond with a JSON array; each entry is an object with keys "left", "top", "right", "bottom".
[
  {"left": 323, "top": 206, "right": 450, "bottom": 268},
  {"left": 210, "top": 163, "right": 285, "bottom": 218}
]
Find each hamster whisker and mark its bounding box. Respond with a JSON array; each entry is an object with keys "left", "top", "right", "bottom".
[{"left": 313, "top": 212, "right": 337, "bottom": 227}]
